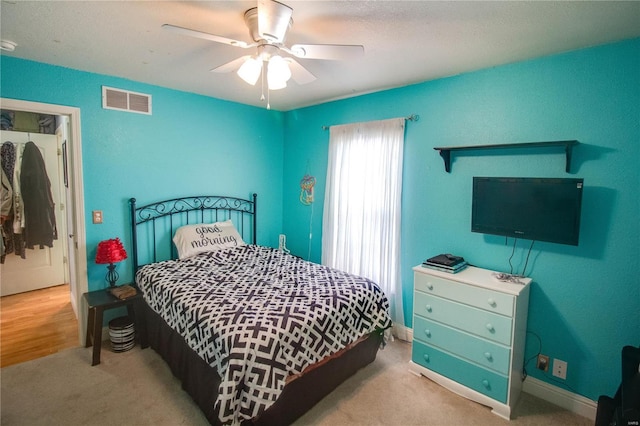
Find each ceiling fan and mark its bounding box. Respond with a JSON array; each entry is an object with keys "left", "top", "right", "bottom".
[{"left": 163, "top": 0, "right": 364, "bottom": 106}]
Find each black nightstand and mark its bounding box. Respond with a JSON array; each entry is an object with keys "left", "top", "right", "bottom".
[{"left": 83, "top": 285, "right": 148, "bottom": 366}]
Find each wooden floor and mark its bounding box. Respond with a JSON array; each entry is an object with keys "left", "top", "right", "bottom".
[{"left": 1, "top": 284, "right": 79, "bottom": 368}]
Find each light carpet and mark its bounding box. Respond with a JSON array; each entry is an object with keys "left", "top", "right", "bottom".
[{"left": 0, "top": 339, "right": 591, "bottom": 425}]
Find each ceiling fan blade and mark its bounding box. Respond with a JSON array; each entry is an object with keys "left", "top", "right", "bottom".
[
  {"left": 162, "top": 24, "right": 251, "bottom": 48},
  {"left": 288, "top": 44, "right": 364, "bottom": 61},
  {"left": 257, "top": 0, "right": 293, "bottom": 43},
  {"left": 285, "top": 58, "right": 316, "bottom": 85},
  {"left": 210, "top": 55, "right": 253, "bottom": 73}
]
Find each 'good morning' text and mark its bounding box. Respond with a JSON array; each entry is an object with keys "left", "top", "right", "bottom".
[{"left": 190, "top": 225, "right": 238, "bottom": 248}]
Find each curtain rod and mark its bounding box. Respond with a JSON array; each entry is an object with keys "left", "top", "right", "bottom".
[{"left": 322, "top": 114, "right": 419, "bottom": 131}]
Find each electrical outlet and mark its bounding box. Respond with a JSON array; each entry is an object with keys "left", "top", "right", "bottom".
[
  {"left": 537, "top": 354, "right": 550, "bottom": 372},
  {"left": 92, "top": 210, "right": 103, "bottom": 224},
  {"left": 552, "top": 359, "right": 568, "bottom": 379}
]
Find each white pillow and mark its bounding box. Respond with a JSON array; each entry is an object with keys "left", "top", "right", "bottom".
[{"left": 173, "top": 220, "right": 246, "bottom": 259}]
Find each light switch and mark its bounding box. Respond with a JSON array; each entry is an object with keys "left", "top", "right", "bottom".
[{"left": 92, "top": 210, "right": 103, "bottom": 224}]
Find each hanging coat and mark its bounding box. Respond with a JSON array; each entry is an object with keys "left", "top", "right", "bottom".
[
  {"left": 1, "top": 169, "right": 12, "bottom": 260},
  {"left": 20, "top": 141, "right": 57, "bottom": 249},
  {"left": 1, "top": 141, "right": 25, "bottom": 258}
]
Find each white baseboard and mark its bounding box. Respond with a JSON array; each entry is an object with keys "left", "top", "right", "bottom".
[
  {"left": 522, "top": 376, "right": 597, "bottom": 421},
  {"left": 392, "top": 323, "right": 413, "bottom": 342}
]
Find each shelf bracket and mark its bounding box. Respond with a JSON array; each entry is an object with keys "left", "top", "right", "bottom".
[
  {"left": 433, "top": 140, "right": 579, "bottom": 173},
  {"left": 564, "top": 142, "right": 575, "bottom": 173},
  {"left": 438, "top": 149, "right": 452, "bottom": 173}
]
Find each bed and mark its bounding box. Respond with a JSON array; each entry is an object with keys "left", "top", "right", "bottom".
[{"left": 129, "top": 194, "right": 392, "bottom": 425}]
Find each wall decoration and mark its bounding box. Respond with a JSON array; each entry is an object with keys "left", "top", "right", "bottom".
[{"left": 299, "top": 174, "right": 316, "bottom": 205}]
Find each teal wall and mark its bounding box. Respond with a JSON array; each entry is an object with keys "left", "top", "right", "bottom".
[
  {"left": 2, "top": 38, "right": 638, "bottom": 404},
  {"left": 283, "top": 38, "right": 639, "bottom": 402},
  {"left": 0, "top": 56, "right": 284, "bottom": 288}
]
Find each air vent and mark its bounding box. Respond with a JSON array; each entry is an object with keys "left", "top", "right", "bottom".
[{"left": 102, "top": 86, "right": 152, "bottom": 115}]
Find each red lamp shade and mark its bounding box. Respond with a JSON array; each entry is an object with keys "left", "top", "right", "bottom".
[
  {"left": 95, "top": 238, "right": 127, "bottom": 288},
  {"left": 95, "top": 238, "right": 127, "bottom": 264}
]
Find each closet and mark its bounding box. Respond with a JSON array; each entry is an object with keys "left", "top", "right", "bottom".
[{"left": 1, "top": 110, "right": 68, "bottom": 296}]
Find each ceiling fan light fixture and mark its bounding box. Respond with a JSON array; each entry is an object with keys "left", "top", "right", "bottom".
[
  {"left": 0, "top": 40, "right": 17, "bottom": 52},
  {"left": 166, "top": 0, "right": 363, "bottom": 103},
  {"left": 237, "top": 56, "right": 263, "bottom": 85},
  {"left": 267, "top": 76, "right": 286, "bottom": 90},
  {"left": 267, "top": 55, "right": 291, "bottom": 90}
]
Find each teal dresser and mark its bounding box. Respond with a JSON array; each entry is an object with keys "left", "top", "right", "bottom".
[{"left": 409, "top": 265, "right": 531, "bottom": 419}]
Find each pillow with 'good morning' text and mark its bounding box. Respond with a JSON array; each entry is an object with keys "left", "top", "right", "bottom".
[{"left": 173, "top": 220, "right": 245, "bottom": 259}]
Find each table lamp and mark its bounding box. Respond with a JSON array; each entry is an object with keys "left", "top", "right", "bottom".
[{"left": 95, "top": 238, "right": 127, "bottom": 288}]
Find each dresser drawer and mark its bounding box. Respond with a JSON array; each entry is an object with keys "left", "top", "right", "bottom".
[
  {"left": 414, "top": 291, "right": 513, "bottom": 345},
  {"left": 414, "top": 271, "right": 514, "bottom": 317},
  {"left": 413, "top": 316, "right": 511, "bottom": 375},
  {"left": 412, "top": 340, "right": 508, "bottom": 403}
]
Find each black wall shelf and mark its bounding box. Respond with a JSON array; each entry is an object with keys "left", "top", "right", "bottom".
[{"left": 433, "top": 140, "right": 579, "bottom": 173}]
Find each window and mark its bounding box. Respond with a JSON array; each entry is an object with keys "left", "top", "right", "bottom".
[{"left": 322, "top": 118, "right": 405, "bottom": 325}]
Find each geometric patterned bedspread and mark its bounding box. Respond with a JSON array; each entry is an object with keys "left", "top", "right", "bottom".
[{"left": 135, "top": 245, "right": 392, "bottom": 425}]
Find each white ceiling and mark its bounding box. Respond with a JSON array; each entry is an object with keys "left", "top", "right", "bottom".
[{"left": 2, "top": 1, "right": 640, "bottom": 111}]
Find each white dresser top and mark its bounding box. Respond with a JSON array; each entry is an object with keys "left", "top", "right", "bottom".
[{"left": 413, "top": 264, "right": 531, "bottom": 296}]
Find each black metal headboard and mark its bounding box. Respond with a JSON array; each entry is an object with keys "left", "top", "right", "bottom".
[{"left": 129, "top": 194, "right": 257, "bottom": 273}]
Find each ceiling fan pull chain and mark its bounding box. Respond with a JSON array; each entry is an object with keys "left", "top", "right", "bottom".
[{"left": 260, "top": 61, "right": 266, "bottom": 103}]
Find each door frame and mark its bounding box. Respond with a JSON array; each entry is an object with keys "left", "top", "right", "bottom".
[{"left": 2, "top": 98, "right": 88, "bottom": 344}]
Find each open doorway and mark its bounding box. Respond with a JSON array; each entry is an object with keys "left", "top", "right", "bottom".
[
  {"left": 1, "top": 128, "right": 67, "bottom": 295},
  {"left": 0, "top": 284, "right": 78, "bottom": 367},
  {"left": 1, "top": 98, "right": 88, "bottom": 360}
]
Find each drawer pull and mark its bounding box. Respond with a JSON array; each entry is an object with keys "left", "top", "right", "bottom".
[
  {"left": 427, "top": 283, "right": 434, "bottom": 290},
  {"left": 424, "top": 329, "right": 431, "bottom": 338},
  {"left": 425, "top": 304, "right": 432, "bottom": 313},
  {"left": 484, "top": 352, "right": 493, "bottom": 361},
  {"left": 485, "top": 323, "right": 495, "bottom": 333},
  {"left": 487, "top": 298, "right": 496, "bottom": 307},
  {"left": 423, "top": 354, "right": 430, "bottom": 362},
  {"left": 482, "top": 379, "right": 490, "bottom": 389}
]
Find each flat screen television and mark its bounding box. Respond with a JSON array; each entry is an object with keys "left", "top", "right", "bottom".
[{"left": 471, "top": 177, "right": 584, "bottom": 246}]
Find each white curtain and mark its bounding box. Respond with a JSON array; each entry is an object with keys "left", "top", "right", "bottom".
[{"left": 322, "top": 117, "right": 405, "bottom": 326}]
